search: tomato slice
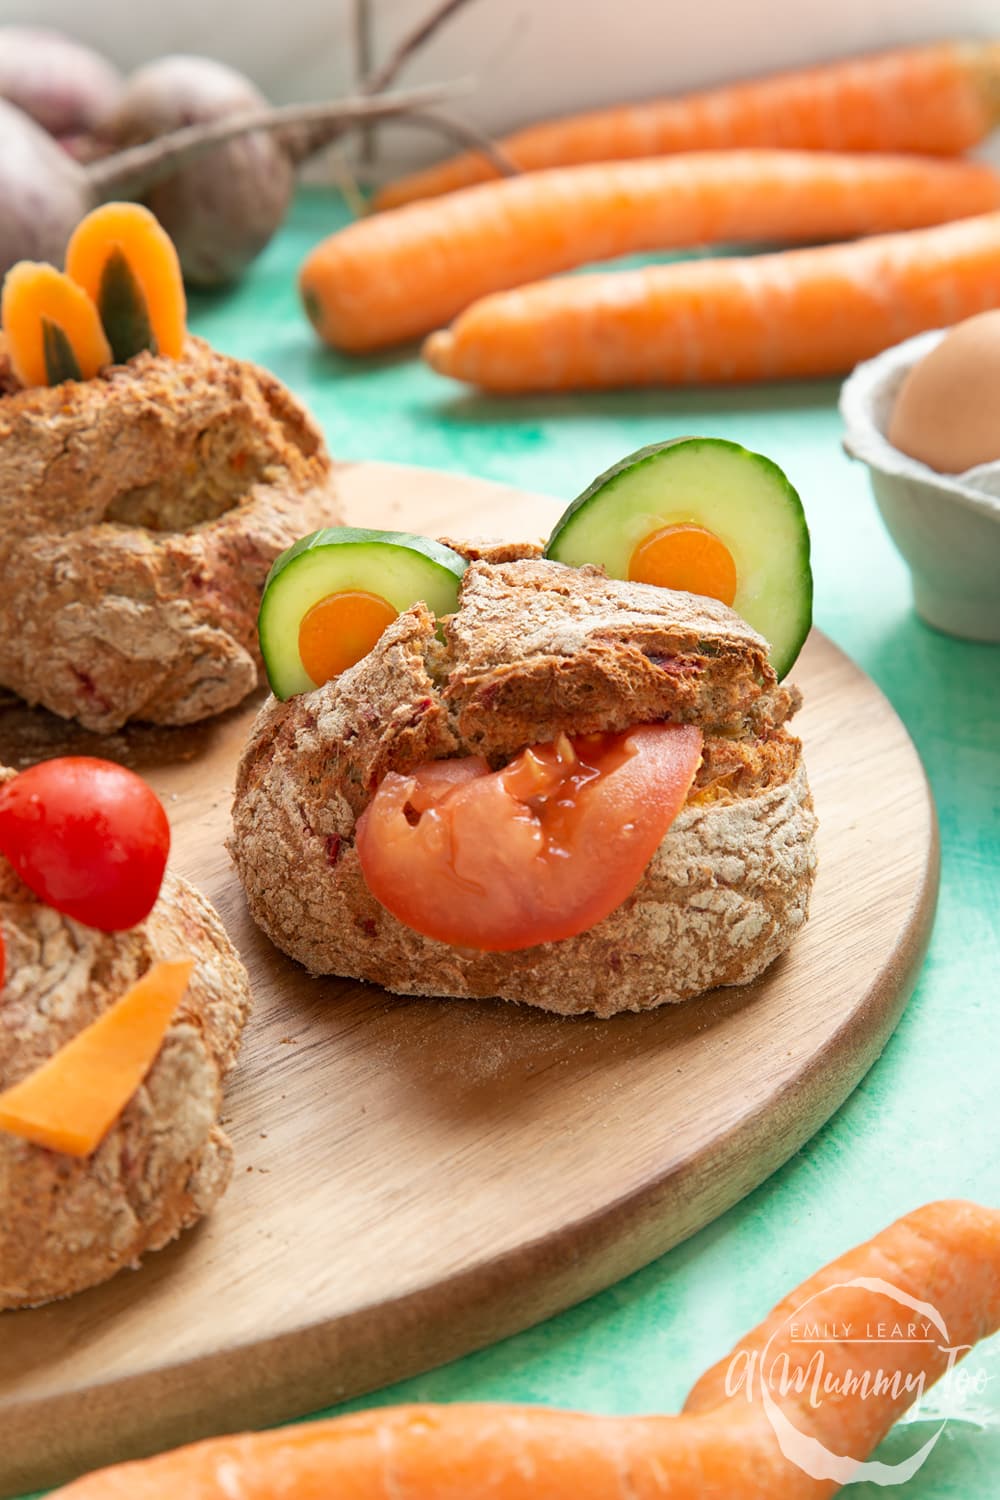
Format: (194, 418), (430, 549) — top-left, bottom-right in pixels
(0, 757), (170, 932)
(356, 724), (703, 952)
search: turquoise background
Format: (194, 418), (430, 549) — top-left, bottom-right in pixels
(36, 191), (1000, 1495)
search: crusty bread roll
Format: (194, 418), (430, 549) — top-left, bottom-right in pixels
(230, 547), (817, 1016)
(0, 784), (252, 1310)
(0, 336), (340, 731)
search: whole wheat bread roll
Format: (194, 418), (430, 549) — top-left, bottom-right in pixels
(230, 547), (817, 1016)
(0, 336), (340, 731)
(0, 765), (252, 1309)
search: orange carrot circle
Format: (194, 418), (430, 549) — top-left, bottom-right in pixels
(1, 262), (112, 389)
(65, 202), (186, 362)
(628, 524), (738, 605)
(298, 590), (398, 686)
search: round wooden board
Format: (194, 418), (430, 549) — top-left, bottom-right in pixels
(0, 461), (938, 1497)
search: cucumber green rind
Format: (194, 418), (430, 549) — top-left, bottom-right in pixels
(263, 527), (468, 592)
(41, 318), (82, 385)
(98, 247), (157, 363)
(259, 528), (468, 701)
(544, 437), (812, 681)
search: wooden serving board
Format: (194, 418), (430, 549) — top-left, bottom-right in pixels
(0, 462), (938, 1497)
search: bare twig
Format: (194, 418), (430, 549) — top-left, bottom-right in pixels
(389, 106), (518, 181)
(87, 81), (467, 197)
(354, 0), (376, 169)
(285, 0), (515, 195)
(302, 0), (508, 187)
(363, 0), (481, 96)
(324, 145), (368, 218)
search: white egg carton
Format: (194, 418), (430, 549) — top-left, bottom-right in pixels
(840, 330), (1000, 643)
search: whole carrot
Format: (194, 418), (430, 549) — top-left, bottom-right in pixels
(302, 151), (1000, 352)
(424, 211), (1000, 391)
(49, 1201), (1000, 1499)
(374, 41), (1000, 210)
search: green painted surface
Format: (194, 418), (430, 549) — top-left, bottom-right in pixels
(33, 191), (1000, 1496)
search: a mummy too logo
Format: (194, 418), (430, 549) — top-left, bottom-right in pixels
(724, 1278), (972, 1486)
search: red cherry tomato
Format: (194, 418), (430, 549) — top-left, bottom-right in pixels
(356, 723), (703, 952)
(0, 757), (170, 932)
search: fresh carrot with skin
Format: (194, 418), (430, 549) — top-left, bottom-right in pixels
(65, 202), (186, 364)
(48, 1200), (1000, 1499)
(304, 151), (1000, 353)
(0, 261), (111, 388)
(374, 41), (1000, 210)
(424, 211), (1000, 391)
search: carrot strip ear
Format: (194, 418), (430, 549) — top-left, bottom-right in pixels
(0, 958), (194, 1157)
(1, 262), (112, 389)
(66, 202), (186, 362)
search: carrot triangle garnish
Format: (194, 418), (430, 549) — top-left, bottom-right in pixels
(0, 958), (194, 1157)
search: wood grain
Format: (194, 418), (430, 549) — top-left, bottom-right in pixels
(0, 461), (939, 1497)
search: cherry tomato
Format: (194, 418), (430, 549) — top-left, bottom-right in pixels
(356, 723), (703, 952)
(0, 757), (170, 932)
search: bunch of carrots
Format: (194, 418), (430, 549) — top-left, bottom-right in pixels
(299, 40), (1000, 392)
(48, 1199), (1000, 1497)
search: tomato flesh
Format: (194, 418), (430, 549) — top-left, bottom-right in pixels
(356, 724), (703, 952)
(0, 757), (170, 932)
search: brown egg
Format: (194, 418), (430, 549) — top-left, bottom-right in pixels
(888, 310), (1000, 474)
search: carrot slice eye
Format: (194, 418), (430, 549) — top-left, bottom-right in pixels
(65, 202), (186, 363)
(298, 590), (398, 686)
(1, 262), (112, 389)
(628, 524), (738, 606)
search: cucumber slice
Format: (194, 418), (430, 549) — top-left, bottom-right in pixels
(259, 528), (467, 699)
(544, 437), (812, 679)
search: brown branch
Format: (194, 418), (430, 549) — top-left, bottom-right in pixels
(362, 0), (482, 95)
(88, 81), (467, 196)
(354, 0), (376, 168)
(386, 106), (518, 182)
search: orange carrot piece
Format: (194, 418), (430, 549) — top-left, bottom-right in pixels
(304, 150), (1000, 352)
(424, 211), (1000, 392)
(629, 526), (738, 606)
(0, 262), (112, 388)
(0, 958), (193, 1156)
(48, 1200), (1000, 1499)
(65, 202), (186, 363)
(374, 41), (1000, 210)
(298, 590), (398, 686)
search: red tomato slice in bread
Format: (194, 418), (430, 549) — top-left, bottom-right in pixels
(356, 723), (703, 952)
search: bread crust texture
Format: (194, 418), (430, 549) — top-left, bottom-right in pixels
(0, 336), (340, 731)
(230, 555), (817, 1016)
(0, 774), (252, 1309)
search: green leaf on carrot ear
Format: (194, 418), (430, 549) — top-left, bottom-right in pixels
(97, 247), (157, 363)
(41, 318), (83, 384)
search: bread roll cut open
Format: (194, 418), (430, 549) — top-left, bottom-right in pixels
(230, 544), (817, 1016)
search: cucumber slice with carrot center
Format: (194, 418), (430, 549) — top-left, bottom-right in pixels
(259, 528), (468, 700)
(545, 437), (812, 679)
